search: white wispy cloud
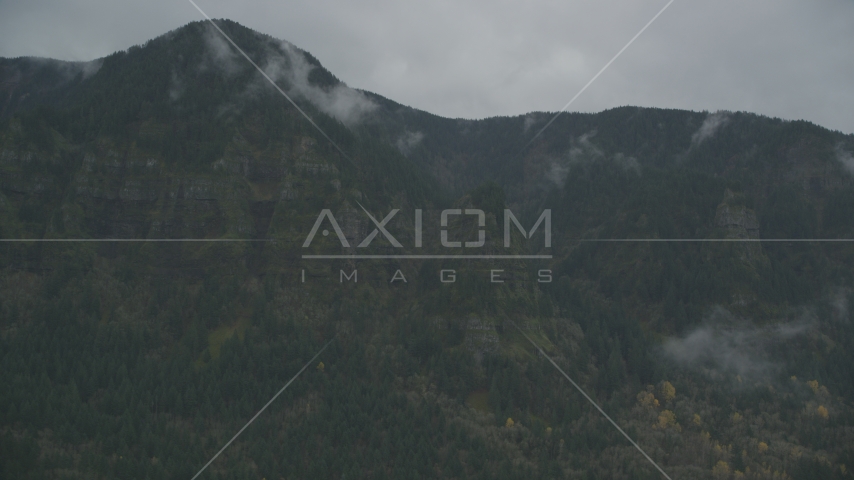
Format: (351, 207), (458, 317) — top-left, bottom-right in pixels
(663, 307), (813, 382)
(835, 144), (854, 176)
(395, 130), (424, 156)
(74, 58), (102, 79)
(522, 113), (542, 134)
(200, 24), (243, 77)
(195, 27), (377, 127)
(260, 41), (377, 127)
(168, 70), (184, 101)
(545, 131), (639, 188)
(691, 111), (730, 146)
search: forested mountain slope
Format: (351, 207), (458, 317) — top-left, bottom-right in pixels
(1, 19), (854, 479)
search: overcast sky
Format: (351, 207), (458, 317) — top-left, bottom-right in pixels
(1, 0), (852, 134)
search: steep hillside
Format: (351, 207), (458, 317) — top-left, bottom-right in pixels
(1, 20), (854, 480)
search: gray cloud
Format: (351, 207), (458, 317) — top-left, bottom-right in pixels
(168, 70), (184, 101)
(544, 131), (600, 188)
(691, 111), (730, 146)
(522, 113), (542, 134)
(81, 59), (102, 78)
(259, 41), (377, 126)
(610, 152), (640, 174)
(831, 288), (850, 322)
(395, 131), (424, 156)
(193, 28), (378, 126)
(16, 57), (103, 83)
(200, 25), (243, 77)
(54, 58), (103, 80)
(835, 144), (854, 176)
(1, 1), (853, 133)
(663, 307), (813, 382)
(545, 131), (639, 188)
(546, 161), (570, 189)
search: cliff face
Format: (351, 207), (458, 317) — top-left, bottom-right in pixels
(0, 135), (295, 238)
(714, 189), (766, 268)
(715, 189), (759, 240)
(0, 110), (377, 277)
(464, 315), (499, 359)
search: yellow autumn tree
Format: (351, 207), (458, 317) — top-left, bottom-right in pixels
(317, 361), (325, 372)
(713, 460), (730, 478)
(817, 405), (829, 419)
(637, 391), (659, 408)
(660, 381), (676, 402)
(656, 410), (680, 431)
(758, 442), (768, 453)
(505, 417), (515, 428)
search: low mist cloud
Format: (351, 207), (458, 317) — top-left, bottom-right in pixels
(260, 41), (377, 127)
(195, 27), (378, 126)
(546, 161), (570, 189)
(835, 144), (854, 176)
(21, 57), (103, 82)
(522, 113), (542, 134)
(663, 307), (813, 382)
(168, 70), (184, 101)
(544, 131), (600, 188)
(691, 111), (730, 146)
(395, 131), (424, 156)
(200, 25), (243, 77)
(545, 131), (639, 188)
(73, 59), (102, 79)
(611, 152), (640, 174)
(831, 288), (850, 322)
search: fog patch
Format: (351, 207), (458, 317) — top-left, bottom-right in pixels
(260, 41), (377, 126)
(19, 57), (103, 82)
(544, 131), (600, 188)
(200, 25), (243, 77)
(691, 111), (730, 146)
(396, 131), (424, 156)
(573, 131), (603, 157)
(663, 307), (813, 382)
(73, 59), (103, 80)
(831, 288), (850, 322)
(611, 152), (641, 174)
(522, 113), (541, 134)
(168, 70), (184, 101)
(546, 161), (570, 189)
(835, 144), (854, 176)
(545, 131), (639, 188)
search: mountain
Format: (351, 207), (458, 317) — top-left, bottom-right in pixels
(1, 19), (854, 479)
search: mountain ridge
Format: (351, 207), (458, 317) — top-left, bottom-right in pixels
(1, 19), (854, 480)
